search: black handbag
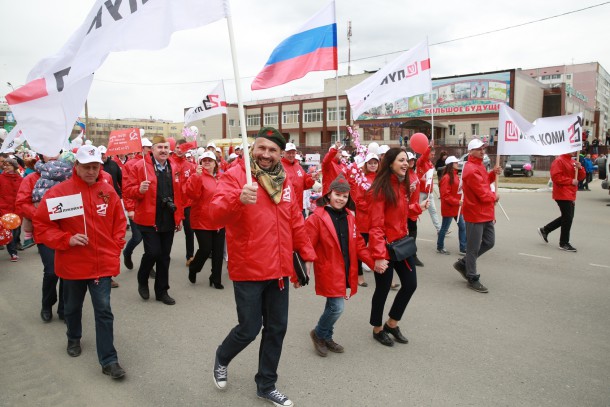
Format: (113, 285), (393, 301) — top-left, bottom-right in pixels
(386, 236), (417, 262)
(293, 252), (310, 286)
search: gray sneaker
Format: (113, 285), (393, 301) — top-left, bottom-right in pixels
(537, 228), (548, 243)
(213, 352), (228, 390)
(559, 243), (577, 252)
(257, 388), (293, 407)
(453, 260), (468, 281)
(437, 248), (451, 255)
(467, 279), (489, 293)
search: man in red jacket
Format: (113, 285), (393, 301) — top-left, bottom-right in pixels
(34, 145), (127, 379)
(210, 127), (316, 407)
(537, 153), (585, 251)
(453, 139), (501, 293)
(281, 142), (315, 218)
(322, 141), (349, 195)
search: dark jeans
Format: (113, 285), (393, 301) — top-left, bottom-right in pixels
(63, 277), (117, 367)
(357, 233), (370, 276)
(543, 200), (575, 245)
(464, 221), (495, 279)
(190, 229), (226, 284)
(370, 257), (417, 327)
(123, 218), (142, 257)
(6, 228), (19, 256)
(183, 207), (194, 259)
(216, 278), (289, 393)
(38, 243), (64, 316)
(407, 219), (417, 241)
(138, 230), (175, 297)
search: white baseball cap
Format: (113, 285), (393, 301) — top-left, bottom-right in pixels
(406, 152), (416, 160)
(235, 145), (243, 151)
(468, 138), (487, 151)
(229, 153), (238, 159)
(75, 145), (104, 164)
(141, 138), (152, 147)
(206, 142), (216, 149)
(341, 150), (350, 158)
(199, 151), (217, 161)
(445, 155), (459, 165)
(378, 145), (390, 154)
(98, 146), (107, 154)
(285, 143), (297, 152)
(215, 147), (221, 153)
(196, 147), (206, 156)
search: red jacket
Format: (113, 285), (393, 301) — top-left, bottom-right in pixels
(407, 169), (423, 222)
(123, 154), (185, 227)
(551, 154), (585, 201)
(461, 155), (497, 223)
(369, 174), (421, 260)
(0, 172), (23, 216)
(439, 169), (461, 218)
(121, 155), (143, 212)
(322, 147), (347, 195)
(171, 155), (196, 207)
(282, 157), (315, 203)
(353, 172), (377, 233)
(15, 172), (41, 221)
(416, 146), (434, 188)
(33, 169), (126, 280)
(209, 159), (316, 282)
(185, 170), (220, 230)
(112, 155), (127, 171)
(306, 207), (373, 297)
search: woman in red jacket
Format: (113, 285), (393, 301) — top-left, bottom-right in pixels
(354, 152), (379, 287)
(369, 148), (428, 347)
(0, 158), (23, 261)
(306, 174), (374, 356)
(185, 152), (225, 288)
(406, 152), (425, 267)
(437, 156), (466, 255)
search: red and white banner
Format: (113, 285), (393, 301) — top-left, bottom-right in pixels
(184, 82), (228, 124)
(46, 193), (84, 221)
(497, 104), (583, 156)
(106, 128), (142, 156)
(345, 39), (431, 121)
(5, 0), (229, 157)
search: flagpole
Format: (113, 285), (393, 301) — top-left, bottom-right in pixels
(226, 13), (252, 185)
(336, 70), (340, 147)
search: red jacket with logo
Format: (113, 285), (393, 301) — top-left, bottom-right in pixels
(282, 157), (315, 204)
(369, 174), (421, 260)
(170, 155), (196, 207)
(551, 154), (586, 201)
(0, 172), (23, 216)
(322, 147), (347, 195)
(416, 146), (434, 188)
(123, 154), (185, 227)
(33, 169), (126, 280)
(461, 155), (497, 223)
(185, 170), (219, 230)
(439, 169), (461, 218)
(210, 159), (316, 282)
(306, 206), (373, 298)
(353, 172), (377, 233)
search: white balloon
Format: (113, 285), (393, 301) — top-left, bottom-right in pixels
(196, 147), (206, 156)
(0, 128), (7, 140)
(72, 137), (83, 147)
(368, 142), (380, 154)
(189, 126), (199, 135)
(85, 140), (93, 146)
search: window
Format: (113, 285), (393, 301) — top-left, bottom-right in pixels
(330, 130), (347, 144)
(303, 108), (323, 123)
(327, 107), (346, 122)
(471, 123), (479, 135)
(228, 119), (235, 126)
(282, 110), (299, 124)
(247, 114), (260, 127)
(566, 74), (572, 80)
(551, 74), (561, 80)
(449, 124), (456, 136)
(263, 112), (278, 126)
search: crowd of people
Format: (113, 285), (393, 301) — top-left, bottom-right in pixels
(0, 126), (590, 407)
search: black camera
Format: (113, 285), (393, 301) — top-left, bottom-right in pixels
(161, 197), (177, 213)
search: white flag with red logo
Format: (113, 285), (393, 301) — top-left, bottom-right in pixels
(5, 0), (229, 157)
(345, 39), (431, 121)
(184, 81), (228, 124)
(46, 193), (85, 221)
(497, 104), (583, 156)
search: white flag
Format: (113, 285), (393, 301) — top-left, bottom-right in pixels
(184, 82), (228, 124)
(497, 104), (583, 156)
(0, 125), (24, 153)
(5, 0), (229, 157)
(424, 168), (434, 187)
(46, 193), (85, 221)
(345, 39), (431, 121)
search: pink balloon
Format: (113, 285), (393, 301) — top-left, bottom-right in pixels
(409, 133), (429, 154)
(523, 163), (532, 171)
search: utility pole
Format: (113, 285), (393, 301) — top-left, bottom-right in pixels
(85, 100), (89, 143)
(347, 21), (352, 76)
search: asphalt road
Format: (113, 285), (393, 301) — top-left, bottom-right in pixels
(1, 181), (609, 407)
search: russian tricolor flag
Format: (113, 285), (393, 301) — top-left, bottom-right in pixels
(251, 1), (337, 90)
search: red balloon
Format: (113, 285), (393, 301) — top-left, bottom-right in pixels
(167, 137), (176, 151)
(0, 213), (21, 230)
(0, 227), (12, 245)
(409, 133), (429, 154)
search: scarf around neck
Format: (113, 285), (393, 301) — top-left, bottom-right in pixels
(250, 156), (286, 204)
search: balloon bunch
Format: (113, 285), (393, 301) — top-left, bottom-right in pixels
(0, 213), (21, 245)
(182, 125), (199, 142)
(344, 126), (372, 190)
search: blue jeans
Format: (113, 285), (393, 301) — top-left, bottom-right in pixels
(315, 297), (345, 340)
(217, 278), (289, 393)
(63, 277), (118, 367)
(123, 218), (142, 257)
(437, 215), (466, 252)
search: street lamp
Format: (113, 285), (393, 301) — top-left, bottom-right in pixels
(7, 82), (14, 91)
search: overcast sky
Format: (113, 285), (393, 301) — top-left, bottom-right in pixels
(1, 0), (609, 123)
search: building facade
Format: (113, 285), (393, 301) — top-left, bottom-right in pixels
(70, 117), (184, 147)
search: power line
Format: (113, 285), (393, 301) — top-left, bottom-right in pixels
(94, 1), (609, 86)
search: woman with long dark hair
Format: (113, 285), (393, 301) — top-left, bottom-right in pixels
(185, 152), (225, 289)
(368, 148), (429, 346)
(437, 156), (466, 255)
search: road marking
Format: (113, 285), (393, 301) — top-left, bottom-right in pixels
(418, 238), (435, 243)
(589, 263), (610, 269)
(518, 253), (552, 260)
